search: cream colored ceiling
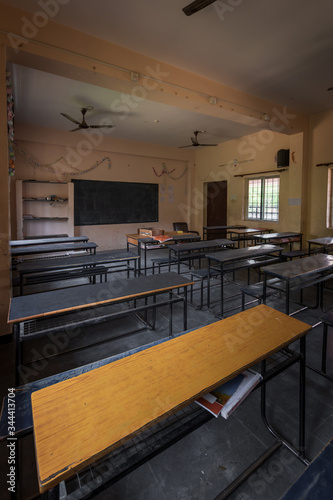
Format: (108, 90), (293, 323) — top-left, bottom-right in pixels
(4, 0), (333, 147)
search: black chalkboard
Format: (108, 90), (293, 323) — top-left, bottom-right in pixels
(73, 179), (159, 226)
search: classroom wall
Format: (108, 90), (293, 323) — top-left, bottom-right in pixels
(308, 109), (333, 238)
(11, 124), (195, 250)
(0, 46), (11, 335)
(190, 130), (307, 235)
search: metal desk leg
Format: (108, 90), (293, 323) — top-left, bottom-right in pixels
(207, 258), (211, 308)
(286, 281), (290, 315)
(263, 273), (267, 304)
(15, 324), (21, 387)
(183, 286), (188, 331)
(322, 322), (328, 374)
(169, 291), (173, 337)
(19, 272), (24, 296)
(144, 243), (148, 276)
(220, 263), (224, 317)
(299, 336), (306, 459)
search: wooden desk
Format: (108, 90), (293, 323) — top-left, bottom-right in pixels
(16, 250), (139, 295)
(9, 272), (193, 384)
(206, 244), (282, 317)
(31, 305), (310, 494)
(126, 232), (200, 274)
(228, 228), (267, 248)
(10, 236), (89, 247)
(167, 238), (235, 273)
(307, 237), (333, 254)
(11, 241), (98, 258)
(262, 253), (333, 315)
(254, 232), (303, 251)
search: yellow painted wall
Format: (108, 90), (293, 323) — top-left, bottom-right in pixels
(191, 130), (306, 235)
(308, 110), (333, 237)
(12, 124), (195, 249)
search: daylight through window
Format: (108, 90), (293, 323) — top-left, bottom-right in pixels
(247, 176), (280, 221)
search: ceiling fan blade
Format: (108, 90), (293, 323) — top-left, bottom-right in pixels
(183, 0), (217, 16)
(199, 144), (218, 147)
(89, 124), (115, 128)
(178, 144), (194, 148)
(60, 113), (81, 125)
(70, 127), (81, 132)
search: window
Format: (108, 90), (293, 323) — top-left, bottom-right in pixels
(327, 167), (333, 228)
(247, 176), (280, 221)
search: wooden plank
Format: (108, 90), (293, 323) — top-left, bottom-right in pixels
(206, 244), (282, 263)
(8, 272), (193, 323)
(11, 242), (97, 256)
(10, 236), (89, 247)
(31, 305), (310, 492)
(263, 254), (333, 279)
(17, 251), (139, 273)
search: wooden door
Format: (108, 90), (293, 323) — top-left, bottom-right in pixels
(205, 181), (227, 239)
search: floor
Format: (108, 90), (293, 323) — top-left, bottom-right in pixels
(1, 249), (333, 500)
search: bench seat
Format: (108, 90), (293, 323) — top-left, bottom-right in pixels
(282, 249), (308, 260)
(190, 267), (221, 309)
(241, 273), (322, 310)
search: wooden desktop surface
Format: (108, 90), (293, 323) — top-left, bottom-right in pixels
(262, 253), (333, 280)
(307, 237), (333, 246)
(126, 232), (200, 243)
(253, 232), (302, 240)
(10, 236), (89, 247)
(8, 272), (193, 323)
(11, 242), (97, 256)
(31, 305), (310, 492)
(206, 244), (282, 264)
(17, 250), (139, 273)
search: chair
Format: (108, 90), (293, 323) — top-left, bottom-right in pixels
(173, 222), (199, 235)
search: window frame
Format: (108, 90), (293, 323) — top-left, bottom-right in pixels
(245, 175), (280, 222)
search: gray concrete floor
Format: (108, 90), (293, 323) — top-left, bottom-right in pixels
(1, 250), (333, 500)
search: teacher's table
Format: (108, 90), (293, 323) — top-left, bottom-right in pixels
(262, 253), (333, 315)
(227, 228), (268, 248)
(16, 250), (140, 295)
(126, 232), (201, 274)
(11, 241), (98, 260)
(8, 272), (193, 385)
(206, 244), (282, 317)
(167, 238), (235, 273)
(31, 305), (310, 497)
(10, 236), (89, 247)
(307, 237), (333, 255)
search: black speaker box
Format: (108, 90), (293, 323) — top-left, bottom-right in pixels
(277, 149), (289, 168)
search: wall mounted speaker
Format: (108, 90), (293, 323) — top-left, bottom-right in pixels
(277, 149), (290, 168)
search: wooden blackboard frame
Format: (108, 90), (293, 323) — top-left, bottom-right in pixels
(72, 179), (159, 226)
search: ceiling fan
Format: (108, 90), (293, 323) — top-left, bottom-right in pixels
(179, 130), (218, 148)
(60, 106), (115, 132)
(182, 0), (217, 16)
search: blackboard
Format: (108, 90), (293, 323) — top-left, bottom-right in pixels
(73, 179), (159, 226)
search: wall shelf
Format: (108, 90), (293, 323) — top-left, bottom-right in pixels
(16, 180), (74, 239)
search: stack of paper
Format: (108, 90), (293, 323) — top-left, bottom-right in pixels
(195, 370), (262, 419)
